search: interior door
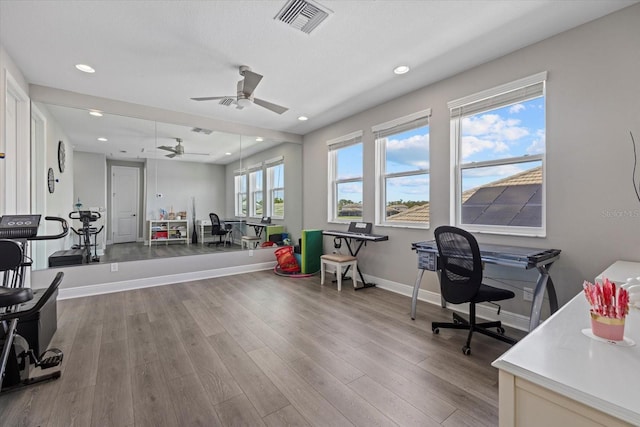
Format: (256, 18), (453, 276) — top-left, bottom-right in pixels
(111, 166), (139, 243)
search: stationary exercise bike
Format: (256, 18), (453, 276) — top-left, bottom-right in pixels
(0, 215), (68, 393)
(69, 210), (103, 264)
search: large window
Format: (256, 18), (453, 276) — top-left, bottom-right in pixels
(266, 159), (284, 219)
(248, 166), (263, 217)
(449, 72), (546, 236)
(234, 172), (247, 217)
(327, 131), (363, 222)
(373, 109), (431, 227)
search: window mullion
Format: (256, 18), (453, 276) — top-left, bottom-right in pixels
(460, 154), (543, 170)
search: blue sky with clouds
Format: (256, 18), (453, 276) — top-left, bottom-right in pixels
(461, 96), (544, 190)
(336, 96), (544, 203)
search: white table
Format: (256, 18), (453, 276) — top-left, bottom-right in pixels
(197, 218), (245, 245)
(492, 261), (640, 426)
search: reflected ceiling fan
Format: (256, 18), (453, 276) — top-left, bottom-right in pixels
(157, 138), (209, 159)
(191, 65), (288, 115)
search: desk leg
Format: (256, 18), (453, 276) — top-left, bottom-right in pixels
(411, 269), (425, 320)
(529, 262), (558, 331)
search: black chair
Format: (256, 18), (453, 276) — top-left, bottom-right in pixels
(432, 226), (517, 355)
(208, 213), (232, 247)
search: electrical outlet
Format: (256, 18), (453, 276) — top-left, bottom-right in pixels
(249, 250), (254, 257)
(111, 263), (118, 272)
(523, 287), (533, 301)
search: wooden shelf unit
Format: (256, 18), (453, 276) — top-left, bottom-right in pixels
(148, 219), (189, 246)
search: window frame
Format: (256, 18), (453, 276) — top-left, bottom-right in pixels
(449, 72), (547, 237)
(266, 158), (285, 220)
(327, 130), (364, 223)
(373, 109), (431, 229)
(248, 164), (264, 218)
(234, 171), (247, 217)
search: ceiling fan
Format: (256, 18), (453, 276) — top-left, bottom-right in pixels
(157, 138), (209, 159)
(191, 65), (288, 115)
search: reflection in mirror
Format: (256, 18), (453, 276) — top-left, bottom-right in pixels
(30, 102), (302, 271)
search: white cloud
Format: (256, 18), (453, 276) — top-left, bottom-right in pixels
(461, 136), (494, 159)
(386, 133), (430, 170)
(509, 103), (525, 114)
(526, 129), (545, 155)
(461, 113), (530, 160)
(388, 175), (429, 187)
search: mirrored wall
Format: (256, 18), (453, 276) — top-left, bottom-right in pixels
(30, 101), (302, 271)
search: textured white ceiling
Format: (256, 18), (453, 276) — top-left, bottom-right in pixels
(1, 0), (635, 137)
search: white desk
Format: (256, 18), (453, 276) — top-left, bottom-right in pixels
(492, 261), (640, 426)
(197, 218), (245, 245)
(596, 260), (640, 284)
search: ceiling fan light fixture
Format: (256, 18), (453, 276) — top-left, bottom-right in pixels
(237, 97), (252, 108)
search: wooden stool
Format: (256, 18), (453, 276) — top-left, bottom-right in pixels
(241, 235), (261, 249)
(320, 254), (358, 291)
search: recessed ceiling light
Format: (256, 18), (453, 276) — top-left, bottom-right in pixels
(97, 137), (108, 142)
(225, 152), (232, 156)
(298, 116), (308, 121)
(256, 137), (264, 142)
(89, 110), (103, 117)
(75, 64), (95, 73)
(393, 65), (410, 75)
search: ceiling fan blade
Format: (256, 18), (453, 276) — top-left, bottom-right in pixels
(253, 98), (288, 115)
(186, 152), (210, 156)
(165, 153), (177, 158)
(191, 96), (232, 101)
(241, 70), (263, 96)
(157, 146), (176, 152)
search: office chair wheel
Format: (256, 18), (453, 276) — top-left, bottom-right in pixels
(432, 327), (440, 334)
(497, 327), (506, 335)
(462, 346), (471, 356)
(453, 318), (460, 325)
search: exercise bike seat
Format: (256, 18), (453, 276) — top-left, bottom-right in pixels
(0, 286), (33, 309)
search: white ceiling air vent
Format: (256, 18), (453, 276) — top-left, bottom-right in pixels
(275, 0), (332, 34)
(191, 127), (213, 135)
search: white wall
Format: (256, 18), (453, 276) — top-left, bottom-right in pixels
(37, 103), (75, 254)
(302, 4), (640, 318)
(146, 158), (225, 239)
(0, 45), (30, 215)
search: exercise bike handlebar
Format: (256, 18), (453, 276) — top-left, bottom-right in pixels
(0, 272), (64, 322)
(69, 210), (101, 221)
(28, 216), (69, 241)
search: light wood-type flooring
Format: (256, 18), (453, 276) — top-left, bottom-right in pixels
(0, 270), (520, 426)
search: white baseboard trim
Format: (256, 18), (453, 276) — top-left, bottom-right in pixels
(366, 274), (530, 332)
(58, 262), (276, 300)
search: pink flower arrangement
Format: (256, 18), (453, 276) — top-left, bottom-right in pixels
(583, 278), (630, 319)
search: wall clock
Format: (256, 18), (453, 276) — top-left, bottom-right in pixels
(58, 140), (66, 173)
(47, 167), (55, 193)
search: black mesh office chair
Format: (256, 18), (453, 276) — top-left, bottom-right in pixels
(208, 213), (232, 247)
(432, 226), (517, 355)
